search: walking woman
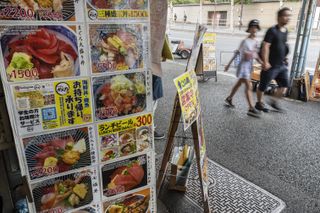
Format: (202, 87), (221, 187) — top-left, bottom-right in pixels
(224, 19), (262, 117)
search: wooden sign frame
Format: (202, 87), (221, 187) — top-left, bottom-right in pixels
(309, 53), (320, 101)
(195, 44), (218, 82)
(156, 94), (210, 212)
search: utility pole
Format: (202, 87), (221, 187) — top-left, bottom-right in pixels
(200, 0), (203, 24)
(230, 0), (234, 30)
(239, 0), (244, 30)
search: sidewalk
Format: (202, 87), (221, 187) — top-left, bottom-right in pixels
(169, 23), (320, 40)
(156, 61), (320, 212)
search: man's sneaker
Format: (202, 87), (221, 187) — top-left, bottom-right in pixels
(255, 102), (269, 113)
(268, 99), (284, 112)
(247, 108), (261, 118)
(154, 131), (165, 140)
(225, 97), (235, 107)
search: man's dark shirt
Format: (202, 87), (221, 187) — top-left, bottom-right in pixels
(263, 25), (288, 67)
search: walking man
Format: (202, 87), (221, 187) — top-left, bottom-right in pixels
(256, 7), (291, 112)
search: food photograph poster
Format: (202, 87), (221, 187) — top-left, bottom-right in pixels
(0, 25), (88, 83)
(97, 113), (153, 163)
(0, 0), (84, 22)
(22, 126), (97, 180)
(0, 0), (156, 212)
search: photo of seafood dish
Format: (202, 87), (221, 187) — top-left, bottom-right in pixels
(101, 134), (118, 148)
(32, 173), (93, 212)
(87, 0), (147, 10)
(128, 0), (146, 9)
(119, 129), (135, 145)
(136, 126), (151, 152)
(119, 142), (136, 156)
(88, 0), (126, 9)
(1, 26), (79, 82)
(101, 148), (118, 161)
(23, 127), (91, 180)
(102, 156), (147, 197)
(89, 24), (143, 73)
(94, 73), (146, 120)
(0, 0), (75, 21)
(104, 191), (150, 213)
(10, 0), (64, 13)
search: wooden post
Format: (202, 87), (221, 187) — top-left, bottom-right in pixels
(309, 53), (320, 101)
(156, 95), (182, 194)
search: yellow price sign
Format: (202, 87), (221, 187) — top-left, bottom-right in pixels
(98, 114), (152, 136)
(97, 9), (148, 19)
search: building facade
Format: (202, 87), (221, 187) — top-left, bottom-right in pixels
(171, 0), (320, 30)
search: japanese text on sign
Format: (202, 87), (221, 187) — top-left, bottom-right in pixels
(98, 114), (152, 136)
(97, 10), (148, 19)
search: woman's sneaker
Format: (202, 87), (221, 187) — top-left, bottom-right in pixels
(225, 97), (235, 107)
(247, 108), (261, 118)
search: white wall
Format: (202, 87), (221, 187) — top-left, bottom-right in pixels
(171, 2), (303, 30)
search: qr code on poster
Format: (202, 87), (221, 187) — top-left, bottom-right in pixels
(41, 108), (57, 121)
(16, 98), (30, 110)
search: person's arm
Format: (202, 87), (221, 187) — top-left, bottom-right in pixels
(261, 42), (271, 70)
(224, 50), (239, 72)
(225, 40), (244, 72)
(261, 28), (274, 71)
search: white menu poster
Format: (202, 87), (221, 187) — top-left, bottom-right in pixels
(0, 0), (156, 212)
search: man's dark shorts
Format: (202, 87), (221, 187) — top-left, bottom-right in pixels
(258, 65), (289, 91)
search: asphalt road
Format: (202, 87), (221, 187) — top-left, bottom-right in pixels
(168, 29), (320, 72)
(156, 62), (320, 213)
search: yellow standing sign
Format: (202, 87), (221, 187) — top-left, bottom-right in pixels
(174, 70), (200, 130)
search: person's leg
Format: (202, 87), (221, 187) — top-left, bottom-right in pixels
(245, 79), (261, 117)
(225, 80), (242, 107)
(269, 66), (289, 111)
(244, 80), (254, 109)
(256, 68), (275, 112)
(228, 80), (242, 99)
(257, 88), (264, 103)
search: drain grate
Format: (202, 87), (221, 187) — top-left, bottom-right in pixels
(157, 155), (286, 213)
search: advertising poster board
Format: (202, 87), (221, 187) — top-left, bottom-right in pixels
(0, 0), (156, 212)
(174, 70), (199, 130)
(202, 32), (216, 74)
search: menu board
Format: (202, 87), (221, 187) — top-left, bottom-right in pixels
(86, 0), (148, 20)
(174, 70), (200, 130)
(187, 24), (207, 72)
(202, 32), (216, 72)
(98, 114), (153, 162)
(0, 0), (156, 212)
(0, 25), (87, 83)
(0, 0), (84, 22)
(11, 78), (92, 135)
(196, 116), (209, 202)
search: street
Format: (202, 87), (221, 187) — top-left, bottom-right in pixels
(156, 62), (320, 212)
(168, 28), (320, 72)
